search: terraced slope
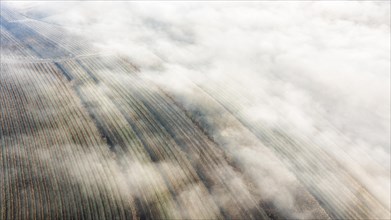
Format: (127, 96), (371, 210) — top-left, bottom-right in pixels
(1, 5), (390, 220)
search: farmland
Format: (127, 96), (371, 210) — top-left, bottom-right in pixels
(1, 3), (390, 220)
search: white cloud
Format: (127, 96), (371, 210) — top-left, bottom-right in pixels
(4, 0), (390, 217)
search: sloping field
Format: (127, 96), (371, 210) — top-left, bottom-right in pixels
(1, 4), (390, 220)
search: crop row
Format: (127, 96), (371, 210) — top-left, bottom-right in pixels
(58, 58), (217, 219)
(1, 15), (72, 59)
(1, 62), (138, 219)
(0, 6), (25, 21)
(22, 20), (98, 56)
(0, 26), (38, 59)
(60, 59), (183, 219)
(194, 77), (390, 219)
(52, 55), (272, 219)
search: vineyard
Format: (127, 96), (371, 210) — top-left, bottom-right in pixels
(1, 3), (390, 220)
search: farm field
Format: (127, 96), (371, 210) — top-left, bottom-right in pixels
(1, 3), (390, 220)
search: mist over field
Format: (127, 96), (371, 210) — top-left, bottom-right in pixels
(1, 1), (390, 219)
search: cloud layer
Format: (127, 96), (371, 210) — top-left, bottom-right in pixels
(3, 1), (391, 218)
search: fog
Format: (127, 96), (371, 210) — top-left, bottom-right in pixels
(3, 1), (391, 219)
